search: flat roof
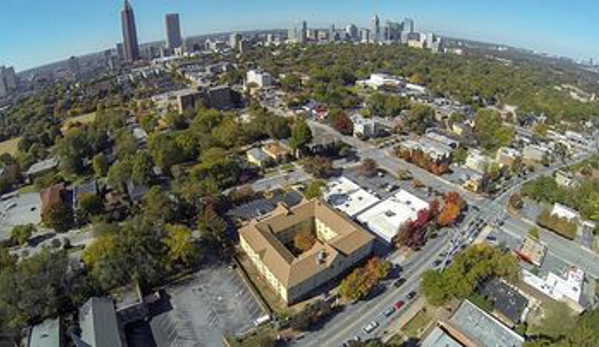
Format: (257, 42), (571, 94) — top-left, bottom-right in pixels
(522, 266), (584, 304)
(450, 300), (524, 347)
(517, 237), (546, 266)
(323, 176), (380, 218)
(357, 189), (429, 243)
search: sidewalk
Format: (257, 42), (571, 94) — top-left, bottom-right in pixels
(381, 296), (427, 343)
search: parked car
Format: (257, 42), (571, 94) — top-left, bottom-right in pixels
(393, 278), (406, 288)
(363, 321), (379, 334)
(394, 300), (405, 310)
(383, 307), (395, 317)
(407, 291), (417, 300)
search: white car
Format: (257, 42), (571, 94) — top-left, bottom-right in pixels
(363, 321), (379, 334)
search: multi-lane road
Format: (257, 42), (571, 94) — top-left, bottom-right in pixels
(300, 120), (598, 346)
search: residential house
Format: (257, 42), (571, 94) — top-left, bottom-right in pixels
(262, 141), (292, 164)
(28, 318), (62, 347)
(480, 280), (529, 327)
(555, 170), (580, 188)
(522, 144), (550, 165)
(465, 149), (493, 173)
(26, 157), (59, 182)
(247, 147), (271, 169)
(495, 147), (522, 168)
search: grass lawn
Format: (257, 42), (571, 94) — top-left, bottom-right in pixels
(401, 308), (433, 338)
(225, 324), (278, 347)
(18, 184), (39, 194)
(61, 112), (96, 133)
(0, 137), (21, 156)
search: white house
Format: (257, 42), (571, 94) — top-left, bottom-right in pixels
(246, 69), (273, 88)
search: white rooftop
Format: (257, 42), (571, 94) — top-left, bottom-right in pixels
(522, 266), (584, 304)
(323, 176), (380, 218)
(357, 189), (429, 243)
(551, 203), (579, 221)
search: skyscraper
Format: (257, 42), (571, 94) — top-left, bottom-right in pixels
(372, 15), (381, 43)
(403, 18), (414, 33)
(165, 14), (183, 50)
(121, 0), (140, 62)
(346, 24), (359, 41)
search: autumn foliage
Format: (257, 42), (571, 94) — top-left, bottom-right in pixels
(438, 192), (467, 227)
(339, 257), (392, 302)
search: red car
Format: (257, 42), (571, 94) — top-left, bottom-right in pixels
(394, 300), (405, 310)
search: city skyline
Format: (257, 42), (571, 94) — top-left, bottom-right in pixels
(1, 0), (598, 71)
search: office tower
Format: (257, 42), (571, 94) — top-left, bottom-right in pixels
(229, 33), (241, 50)
(403, 18), (414, 33)
(301, 20), (308, 43)
(165, 14), (183, 49)
(0, 66), (17, 97)
(360, 28), (371, 44)
(116, 43), (124, 61)
(121, 0), (140, 62)
(346, 24), (359, 41)
(238, 39), (251, 54)
(289, 20), (308, 43)
(329, 24), (336, 42)
(372, 15), (381, 43)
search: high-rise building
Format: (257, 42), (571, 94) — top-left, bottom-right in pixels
(165, 14), (183, 50)
(0, 66), (17, 97)
(121, 0), (140, 62)
(288, 20), (308, 43)
(229, 33), (241, 50)
(346, 24), (359, 41)
(403, 18), (414, 33)
(360, 28), (371, 44)
(372, 15), (381, 43)
(329, 24), (336, 43)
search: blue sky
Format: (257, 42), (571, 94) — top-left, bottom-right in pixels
(1, 0), (597, 71)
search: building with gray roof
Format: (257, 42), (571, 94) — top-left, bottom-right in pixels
(79, 297), (123, 347)
(28, 318), (62, 347)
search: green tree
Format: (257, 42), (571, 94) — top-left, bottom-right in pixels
(42, 201), (73, 233)
(143, 186), (177, 223)
(92, 153), (108, 177)
(132, 151), (154, 186)
(164, 224), (198, 266)
(11, 224), (36, 245)
(289, 119), (313, 152)
(405, 103), (435, 135)
(304, 180), (326, 200)
(79, 194), (104, 218)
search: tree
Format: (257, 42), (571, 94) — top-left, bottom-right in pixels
(509, 193), (524, 209)
(43, 201), (73, 233)
(294, 230), (316, 254)
(92, 153), (108, 177)
(329, 109), (353, 135)
(164, 224), (198, 266)
(303, 156), (334, 178)
(197, 202), (228, 248)
(304, 180), (325, 200)
(11, 224), (36, 245)
(289, 119), (313, 152)
(115, 129), (138, 159)
(132, 151), (154, 186)
(143, 186), (176, 223)
(79, 194), (104, 218)
(405, 103), (435, 135)
(339, 257), (391, 302)
(107, 157), (133, 193)
(359, 158), (379, 178)
(528, 227), (540, 240)
(474, 109), (515, 152)
(453, 147), (468, 165)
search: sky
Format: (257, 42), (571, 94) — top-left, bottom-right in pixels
(0, 0), (598, 71)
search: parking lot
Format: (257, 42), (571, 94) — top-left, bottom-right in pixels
(0, 193), (41, 240)
(141, 264), (266, 347)
(344, 166), (433, 203)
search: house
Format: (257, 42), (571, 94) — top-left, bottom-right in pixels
(495, 147), (522, 168)
(356, 190), (430, 244)
(239, 199), (374, 304)
(79, 297), (123, 347)
(247, 147), (271, 169)
(461, 169), (486, 193)
(28, 318), (62, 347)
(323, 176), (380, 218)
(420, 325), (462, 347)
(480, 280), (529, 327)
(424, 131), (459, 149)
(262, 141), (292, 163)
(71, 180), (98, 210)
(351, 115), (383, 139)
(40, 183), (65, 215)
(516, 237), (546, 267)
(246, 69), (274, 89)
(465, 149), (493, 173)
(522, 144), (550, 165)
(111, 283), (151, 326)
(307, 133), (337, 156)
(451, 122), (472, 138)
(555, 170), (579, 188)
(26, 157), (59, 182)
(126, 181), (149, 203)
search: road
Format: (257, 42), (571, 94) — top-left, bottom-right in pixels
(297, 121), (598, 346)
(308, 120), (482, 204)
